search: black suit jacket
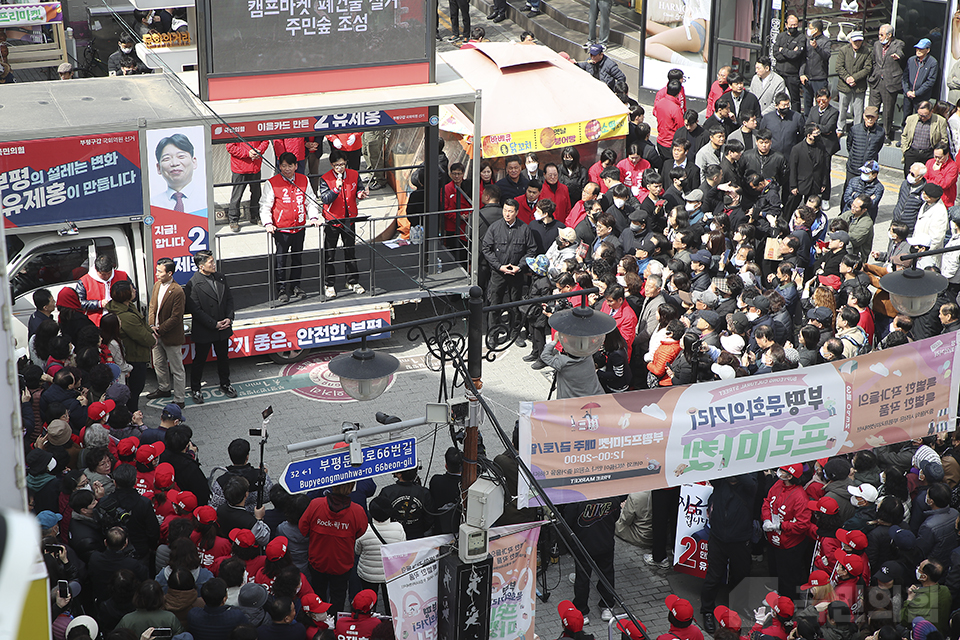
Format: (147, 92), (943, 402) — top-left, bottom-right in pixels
(661, 159), (700, 191)
(729, 91), (762, 122)
(807, 106), (841, 156)
(186, 271), (235, 344)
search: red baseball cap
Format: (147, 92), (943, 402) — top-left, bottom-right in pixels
(835, 551), (865, 577)
(174, 491), (198, 513)
(764, 592), (795, 618)
(193, 505), (217, 525)
(118, 437), (139, 458)
(714, 605), (742, 631)
(666, 595), (694, 622)
(780, 464), (803, 479)
(352, 588), (377, 612)
(807, 496), (839, 515)
(266, 536), (288, 561)
(817, 458), (830, 468)
(558, 601), (584, 633)
(136, 444), (159, 466)
(229, 528), (256, 548)
(302, 594), (332, 614)
(801, 569), (831, 590)
(87, 399), (116, 423)
(837, 529), (868, 551)
(617, 619), (648, 640)
(154, 463), (175, 489)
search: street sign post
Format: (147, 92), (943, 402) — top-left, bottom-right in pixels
(280, 437), (417, 494)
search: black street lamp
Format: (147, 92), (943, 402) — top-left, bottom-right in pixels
(879, 244), (960, 316)
(326, 335), (400, 401)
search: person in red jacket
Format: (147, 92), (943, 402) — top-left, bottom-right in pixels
(516, 179), (542, 224)
(318, 149), (368, 299)
(334, 589), (382, 640)
(226, 139), (269, 231)
(543, 163), (572, 224)
(655, 69), (688, 117)
(617, 143), (651, 196)
(750, 592), (794, 640)
(443, 162), (471, 252)
(807, 495), (842, 573)
(302, 593), (333, 639)
(653, 80), (684, 158)
(656, 595), (704, 640)
(326, 132), (363, 171)
(925, 145), (958, 207)
(837, 528), (871, 583)
(77, 254), (131, 326)
(706, 66), (732, 118)
(833, 551), (866, 611)
(762, 463), (813, 599)
(260, 152), (320, 304)
(588, 149), (619, 194)
(299, 481), (368, 616)
(272, 137), (306, 174)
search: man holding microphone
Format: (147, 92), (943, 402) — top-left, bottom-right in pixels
(319, 149), (368, 298)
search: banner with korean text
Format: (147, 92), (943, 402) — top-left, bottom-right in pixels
(519, 333), (960, 507)
(381, 526), (539, 640)
(489, 525), (539, 640)
(0, 133), (141, 229)
(673, 484), (711, 578)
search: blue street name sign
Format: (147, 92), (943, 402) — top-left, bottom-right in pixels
(280, 438), (417, 494)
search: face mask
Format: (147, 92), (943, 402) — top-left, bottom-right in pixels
(907, 175), (917, 185)
(616, 275), (627, 286)
(723, 195), (734, 207)
(562, 158), (573, 168)
(534, 210), (546, 221)
(777, 471), (791, 481)
(807, 29), (816, 37)
(121, 46), (133, 54)
(917, 568), (925, 581)
(614, 198), (626, 209)
(630, 222), (643, 232)
(746, 311), (760, 321)
(732, 257), (745, 267)
(850, 496), (861, 508)
(861, 173), (876, 182)
(710, 222), (718, 231)
(526, 162), (539, 173)
(880, 471), (886, 484)
(788, 27), (799, 35)
(685, 202), (698, 212)
(778, 107), (789, 117)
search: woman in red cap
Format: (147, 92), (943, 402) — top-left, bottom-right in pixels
(797, 569), (836, 624)
(190, 506), (231, 570)
(806, 495), (842, 573)
(762, 464), (813, 599)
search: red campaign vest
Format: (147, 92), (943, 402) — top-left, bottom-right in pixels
(322, 169), (360, 220)
(326, 133), (363, 152)
(267, 173), (309, 231)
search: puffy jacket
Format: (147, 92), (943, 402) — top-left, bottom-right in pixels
(104, 300), (156, 363)
(891, 178), (926, 232)
(709, 474), (757, 543)
(577, 54), (626, 91)
(355, 519), (406, 583)
(836, 43), (873, 94)
(762, 480), (811, 548)
(845, 122), (886, 172)
(226, 141), (268, 174)
(917, 506), (959, 567)
(646, 338), (680, 381)
(761, 109), (806, 156)
(299, 494), (368, 575)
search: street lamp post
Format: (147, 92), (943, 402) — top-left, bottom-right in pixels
(879, 244), (960, 316)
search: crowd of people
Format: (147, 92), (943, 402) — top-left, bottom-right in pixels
(21, 291), (477, 640)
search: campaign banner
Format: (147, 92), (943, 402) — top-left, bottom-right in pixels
(0, 134), (141, 229)
(145, 126), (210, 286)
(180, 309), (391, 363)
(480, 115), (628, 158)
(382, 534), (453, 640)
(0, 3), (62, 26)
(489, 526), (540, 640)
(673, 484), (712, 578)
(209, 108), (430, 141)
(519, 333), (960, 507)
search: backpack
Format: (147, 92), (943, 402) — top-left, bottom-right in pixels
(840, 328), (871, 356)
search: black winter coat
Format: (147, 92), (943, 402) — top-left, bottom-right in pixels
(709, 474), (758, 543)
(186, 271), (235, 344)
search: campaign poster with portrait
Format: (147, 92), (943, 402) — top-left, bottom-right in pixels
(145, 125), (210, 286)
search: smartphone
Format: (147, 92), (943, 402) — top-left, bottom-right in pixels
(43, 544), (61, 555)
(794, 267), (805, 280)
(58, 580), (68, 599)
(152, 629), (173, 639)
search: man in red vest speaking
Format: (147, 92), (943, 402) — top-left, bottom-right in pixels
(318, 149), (368, 299)
(259, 152), (320, 304)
